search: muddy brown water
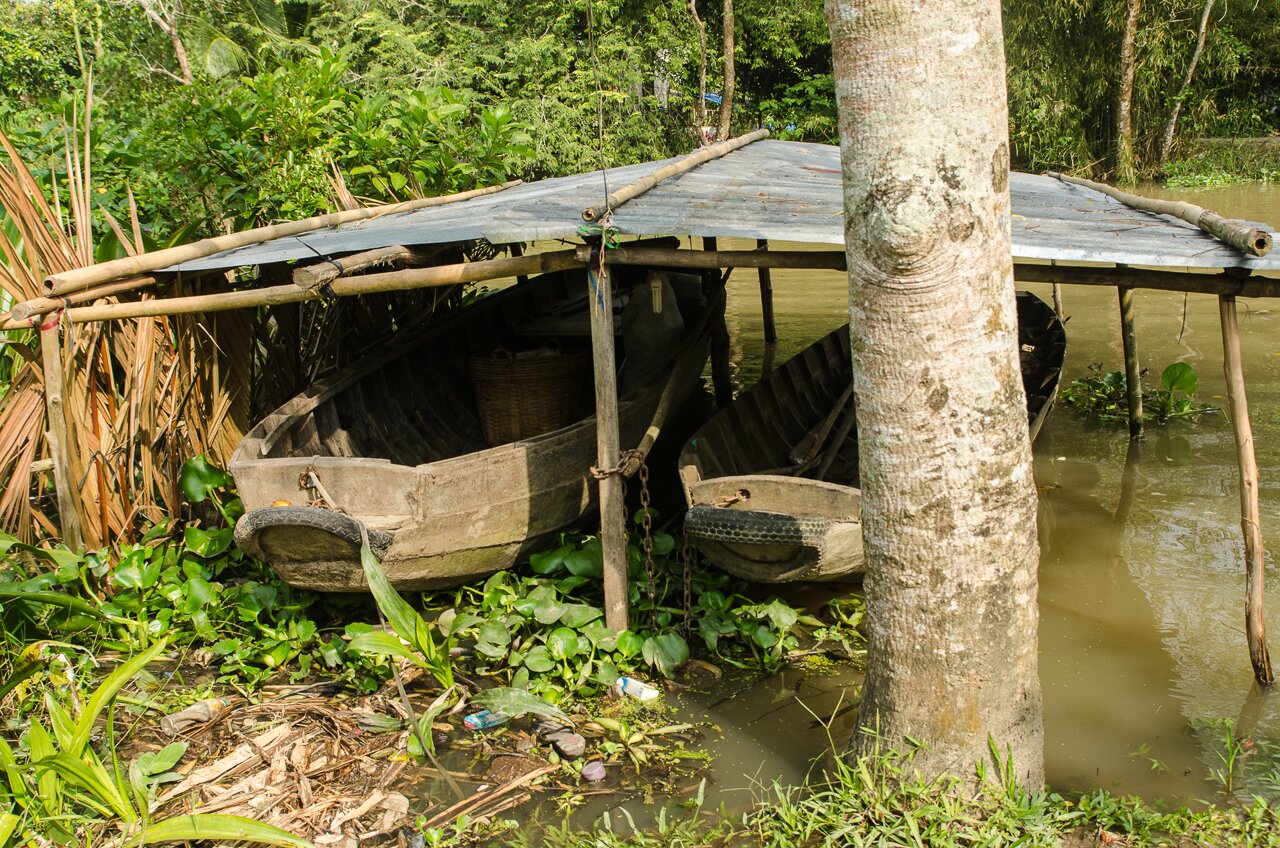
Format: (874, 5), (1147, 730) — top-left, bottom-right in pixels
(451, 186), (1280, 827)
(693, 183), (1280, 805)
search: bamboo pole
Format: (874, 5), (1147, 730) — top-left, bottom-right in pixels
(1052, 283), (1064, 319)
(39, 323), (84, 549)
(587, 258), (630, 633)
(43, 180), (523, 295)
(1118, 286), (1143, 439)
(582, 246), (1280, 298)
(574, 244), (846, 271)
(703, 236), (734, 408)
(292, 244), (438, 290)
(1048, 172), (1273, 257)
(9, 275), (159, 324)
(1014, 263), (1280, 297)
(1218, 294), (1274, 686)
(2, 250), (584, 329)
(757, 239), (777, 343)
(581, 128), (769, 222)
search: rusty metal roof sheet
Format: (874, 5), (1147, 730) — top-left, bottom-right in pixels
(165, 140), (1280, 274)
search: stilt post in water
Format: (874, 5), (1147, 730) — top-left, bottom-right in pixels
(40, 323), (84, 549)
(586, 254), (630, 632)
(703, 236), (733, 407)
(1118, 285), (1143, 439)
(757, 239), (777, 344)
(1218, 294), (1274, 686)
(1052, 283), (1064, 319)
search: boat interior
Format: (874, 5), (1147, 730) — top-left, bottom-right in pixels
(256, 264), (707, 465)
(686, 291), (1066, 487)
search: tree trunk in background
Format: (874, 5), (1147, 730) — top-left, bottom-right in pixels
(825, 0), (1045, 789)
(689, 0), (709, 132)
(1116, 0), (1141, 181)
(1158, 0), (1216, 166)
(717, 0), (735, 140)
(135, 0), (194, 85)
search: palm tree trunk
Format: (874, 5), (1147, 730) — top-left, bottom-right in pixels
(826, 0), (1045, 789)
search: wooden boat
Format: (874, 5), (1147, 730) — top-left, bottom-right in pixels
(678, 291), (1066, 583)
(232, 265), (718, 591)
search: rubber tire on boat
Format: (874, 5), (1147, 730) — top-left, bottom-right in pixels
(234, 506), (394, 561)
(683, 505), (832, 547)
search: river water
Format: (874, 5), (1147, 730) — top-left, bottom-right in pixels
(707, 183), (1280, 803)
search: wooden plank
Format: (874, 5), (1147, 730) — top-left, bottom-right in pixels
(587, 259), (629, 633)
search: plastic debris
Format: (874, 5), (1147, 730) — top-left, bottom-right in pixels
(581, 760), (607, 782)
(159, 697), (234, 735)
(464, 709), (510, 730)
(611, 676), (661, 702)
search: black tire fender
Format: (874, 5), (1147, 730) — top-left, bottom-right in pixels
(683, 505), (831, 547)
(234, 506), (394, 560)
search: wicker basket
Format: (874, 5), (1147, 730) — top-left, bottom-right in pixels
(470, 348), (591, 444)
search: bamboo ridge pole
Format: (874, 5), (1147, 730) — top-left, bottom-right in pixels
(2, 250), (582, 329)
(10, 275), (158, 323)
(1219, 294), (1275, 686)
(1048, 172), (1273, 257)
(292, 244), (437, 290)
(581, 128), (770, 223)
(44, 180), (523, 296)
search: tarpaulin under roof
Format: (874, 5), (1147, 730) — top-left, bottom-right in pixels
(166, 140), (1280, 275)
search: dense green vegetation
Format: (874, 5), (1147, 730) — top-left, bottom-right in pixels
(2, 0), (1280, 844)
(2, 0), (1278, 259)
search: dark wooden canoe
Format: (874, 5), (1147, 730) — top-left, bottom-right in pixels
(232, 265), (718, 591)
(678, 290), (1066, 583)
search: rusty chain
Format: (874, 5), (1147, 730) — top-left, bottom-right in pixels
(637, 460), (658, 629)
(680, 532), (694, 637)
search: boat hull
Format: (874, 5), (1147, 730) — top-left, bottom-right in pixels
(680, 290), (1066, 584)
(232, 266), (715, 591)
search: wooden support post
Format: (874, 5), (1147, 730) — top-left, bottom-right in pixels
(703, 237), (733, 408)
(587, 258), (629, 633)
(39, 323), (84, 549)
(1117, 285), (1143, 439)
(1052, 283), (1064, 319)
(1219, 294), (1274, 686)
(756, 239), (777, 344)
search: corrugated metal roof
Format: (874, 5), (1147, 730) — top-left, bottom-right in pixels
(166, 140), (1280, 274)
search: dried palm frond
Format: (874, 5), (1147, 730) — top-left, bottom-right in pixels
(0, 86), (241, 547)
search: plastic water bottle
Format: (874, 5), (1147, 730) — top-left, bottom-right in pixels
(613, 677), (661, 702)
(464, 709), (510, 730)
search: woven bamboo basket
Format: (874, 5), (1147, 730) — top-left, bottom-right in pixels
(470, 348), (591, 444)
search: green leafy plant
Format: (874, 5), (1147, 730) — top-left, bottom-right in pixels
(1062, 361), (1217, 425)
(0, 640), (313, 846)
(352, 535), (454, 689)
